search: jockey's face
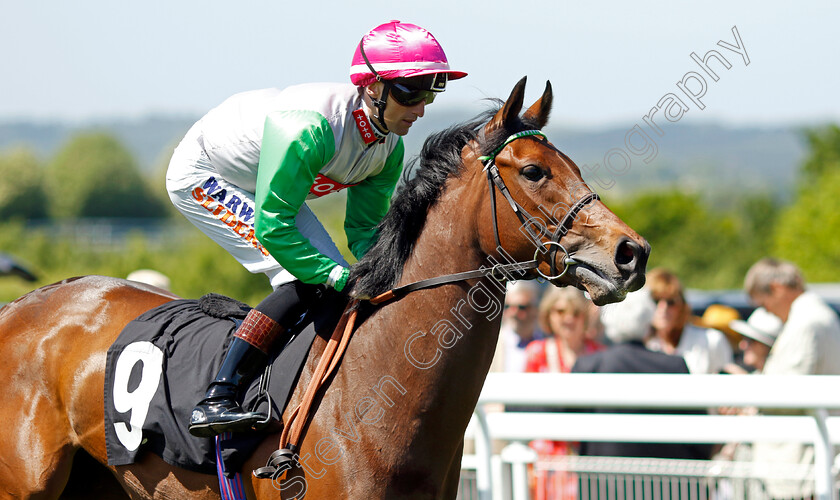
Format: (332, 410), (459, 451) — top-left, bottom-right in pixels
(365, 82), (428, 137)
(383, 95), (426, 136)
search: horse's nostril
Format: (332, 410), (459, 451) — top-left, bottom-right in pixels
(615, 239), (637, 266)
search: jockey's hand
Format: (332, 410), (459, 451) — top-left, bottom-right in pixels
(326, 265), (350, 292)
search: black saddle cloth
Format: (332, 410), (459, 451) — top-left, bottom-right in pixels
(103, 294), (344, 474)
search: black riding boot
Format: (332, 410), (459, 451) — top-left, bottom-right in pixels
(188, 308), (282, 437)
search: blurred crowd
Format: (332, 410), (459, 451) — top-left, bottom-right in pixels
(491, 258), (840, 500)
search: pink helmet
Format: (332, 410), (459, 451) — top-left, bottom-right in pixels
(350, 21), (467, 87)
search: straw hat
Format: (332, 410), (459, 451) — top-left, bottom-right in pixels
(695, 304), (741, 348)
(729, 307), (782, 347)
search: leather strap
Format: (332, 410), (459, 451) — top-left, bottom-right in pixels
(278, 301), (360, 451)
(370, 260), (539, 305)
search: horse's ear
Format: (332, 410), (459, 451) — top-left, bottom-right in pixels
(486, 76), (528, 133)
(522, 80), (553, 129)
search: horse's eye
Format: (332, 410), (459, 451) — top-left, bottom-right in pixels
(520, 165), (545, 182)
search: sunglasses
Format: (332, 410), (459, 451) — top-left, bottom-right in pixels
(654, 297), (681, 307)
(388, 82), (438, 107)
(504, 304), (531, 311)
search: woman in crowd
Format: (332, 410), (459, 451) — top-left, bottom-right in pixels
(645, 268), (733, 374)
(524, 287), (604, 374)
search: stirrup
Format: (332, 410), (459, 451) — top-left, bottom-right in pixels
(253, 446), (298, 479)
(188, 398), (268, 438)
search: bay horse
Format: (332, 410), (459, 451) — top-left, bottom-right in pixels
(0, 77), (648, 499)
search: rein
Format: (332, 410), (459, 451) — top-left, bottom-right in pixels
(370, 130), (599, 305)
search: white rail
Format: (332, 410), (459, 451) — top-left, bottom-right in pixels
(467, 373), (840, 500)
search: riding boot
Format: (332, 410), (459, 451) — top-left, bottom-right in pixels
(188, 309), (283, 437)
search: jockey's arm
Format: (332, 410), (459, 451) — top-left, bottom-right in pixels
(254, 110), (345, 288)
(344, 139), (404, 260)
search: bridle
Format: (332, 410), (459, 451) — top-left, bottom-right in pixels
(369, 129), (599, 305)
(479, 130), (600, 281)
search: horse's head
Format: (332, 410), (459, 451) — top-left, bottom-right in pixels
(469, 77), (650, 305)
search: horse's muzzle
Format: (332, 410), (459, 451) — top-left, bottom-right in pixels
(614, 236), (650, 291)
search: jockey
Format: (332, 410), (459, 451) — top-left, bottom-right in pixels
(166, 20), (467, 437)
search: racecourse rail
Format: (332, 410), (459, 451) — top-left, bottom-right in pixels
(466, 373), (840, 500)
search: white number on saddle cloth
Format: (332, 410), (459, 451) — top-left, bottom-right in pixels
(112, 341), (164, 451)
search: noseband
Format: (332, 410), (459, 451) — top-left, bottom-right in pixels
(479, 130), (599, 280)
(369, 129), (599, 305)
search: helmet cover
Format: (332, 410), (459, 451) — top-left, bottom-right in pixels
(350, 20), (467, 87)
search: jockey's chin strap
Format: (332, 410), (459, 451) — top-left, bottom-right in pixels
(370, 130), (599, 306)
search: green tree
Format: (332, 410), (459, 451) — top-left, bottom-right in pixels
(799, 124), (840, 188)
(608, 190), (765, 289)
(0, 148), (48, 219)
(45, 132), (167, 218)
(774, 170), (840, 283)
(772, 124), (840, 282)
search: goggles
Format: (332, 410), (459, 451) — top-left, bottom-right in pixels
(389, 82), (437, 106)
(388, 74), (447, 107)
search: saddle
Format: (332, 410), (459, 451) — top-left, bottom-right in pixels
(103, 293), (345, 474)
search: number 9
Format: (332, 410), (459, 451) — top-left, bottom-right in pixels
(112, 341), (164, 451)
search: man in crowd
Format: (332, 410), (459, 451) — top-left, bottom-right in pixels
(744, 257), (840, 498)
(490, 280), (546, 373)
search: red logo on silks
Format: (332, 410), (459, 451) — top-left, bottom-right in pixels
(352, 110), (378, 145)
(309, 174), (359, 197)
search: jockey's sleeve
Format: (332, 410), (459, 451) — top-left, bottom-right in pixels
(255, 110), (338, 285)
(344, 138), (404, 260)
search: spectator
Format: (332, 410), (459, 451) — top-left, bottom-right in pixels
(490, 281), (546, 373)
(645, 268), (734, 374)
(695, 304), (749, 374)
(584, 300), (606, 346)
(524, 287), (604, 500)
(744, 258), (840, 499)
(574, 289), (712, 460)
(525, 287), (604, 374)
(714, 307), (783, 465)
(729, 307), (782, 373)
(126, 269), (172, 292)
(745, 258), (840, 375)
(695, 303), (742, 353)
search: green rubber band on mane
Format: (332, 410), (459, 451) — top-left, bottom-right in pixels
(478, 130), (547, 163)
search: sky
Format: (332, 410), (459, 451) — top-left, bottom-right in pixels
(2, 1), (839, 128)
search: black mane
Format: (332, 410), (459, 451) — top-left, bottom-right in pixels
(349, 101), (540, 298)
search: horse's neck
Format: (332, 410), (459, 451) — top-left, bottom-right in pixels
(352, 179), (504, 443)
(292, 176), (504, 493)
(400, 178), (504, 371)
